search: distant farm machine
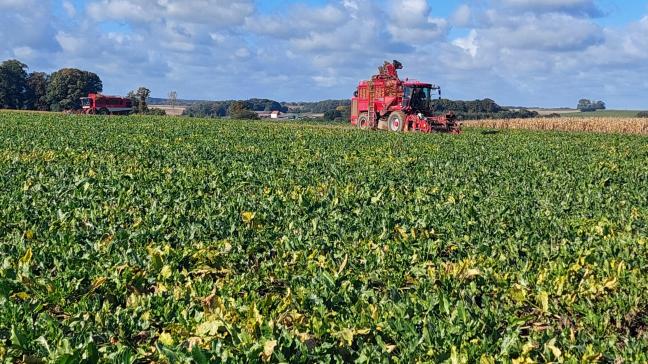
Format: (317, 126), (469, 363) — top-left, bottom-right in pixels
(80, 93), (133, 115)
(351, 60), (460, 133)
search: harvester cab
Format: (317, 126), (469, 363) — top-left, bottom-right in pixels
(404, 85), (440, 112)
(351, 60), (460, 133)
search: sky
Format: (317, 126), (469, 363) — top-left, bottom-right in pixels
(1, 0), (648, 108)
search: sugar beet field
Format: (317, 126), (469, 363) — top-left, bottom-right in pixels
(1, 112), (647, 363)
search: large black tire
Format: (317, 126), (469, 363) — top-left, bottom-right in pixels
(357, 113), (370, 130)
(98, 108), (110, 115)
(387, 111), (406, 132)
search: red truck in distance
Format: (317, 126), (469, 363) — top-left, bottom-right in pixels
(80, 93), (133, 115)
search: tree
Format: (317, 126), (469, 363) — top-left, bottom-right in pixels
(128, 87), (151, 114)
(323, 109), (342, 121)
(577, 99), (592, 111)
(246, 98), (287, 112)
(46, 68), (102, 110)
(577, 99), (606, 112)
(229, 101), (259, 120)
(168, 91), (177, 110)
(0, 59), (29, 109)
(25, 72), (49, 111)
(182, 102), (228, 118)
(336, 105), (351, 120)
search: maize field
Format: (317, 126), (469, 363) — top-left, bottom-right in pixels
(466, 117), (648, 135)
(1, 112), (647, 363)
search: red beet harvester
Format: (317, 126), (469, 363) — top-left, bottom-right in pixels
(351, 60), (460, 133)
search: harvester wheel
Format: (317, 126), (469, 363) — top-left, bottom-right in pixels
(98, 108), (110, 115)
(387, 111), (406, 132)
(357, 113), (370, 130)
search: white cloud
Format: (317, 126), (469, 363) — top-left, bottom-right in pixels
(0, 0), (37, 9)
(453, 30), (478, 57)
(0, 0), (59, 58)
(478, 13), (603, 51)
(62, 0), (76, 17)
(87, 0), (254, 25)
(246, 3), (346, 38)
(387, 0), (448, 43)
(55, 32), (83, 53)
(13, 46), (34, 59)
(451, 4), (472, 27)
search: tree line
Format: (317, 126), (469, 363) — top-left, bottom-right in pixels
(0, 59), (102, 111)
(285, 100), (351, 113)
(182, 99), (288, 118)
(0, 59), (159, 114)
(430, 98), (539, 120)
(577, 99), (606, 112)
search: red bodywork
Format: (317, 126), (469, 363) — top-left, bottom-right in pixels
(351, 61), (460, 133)
(80, 93), (133, 115)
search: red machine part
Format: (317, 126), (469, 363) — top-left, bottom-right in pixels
(80, 93), (133, 115)
(350, 60), (461, 134)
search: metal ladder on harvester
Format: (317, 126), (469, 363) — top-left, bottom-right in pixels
(367, 81), (375, 129)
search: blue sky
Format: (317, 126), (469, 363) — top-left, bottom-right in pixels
(2, 0), (648, 108)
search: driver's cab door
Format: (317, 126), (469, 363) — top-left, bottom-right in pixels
(402, 87), (413, 108)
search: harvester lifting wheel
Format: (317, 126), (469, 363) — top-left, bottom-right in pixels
(357, 113), (370, 130)
(419, 120), (431, 133)
(387, 111), (406, 132)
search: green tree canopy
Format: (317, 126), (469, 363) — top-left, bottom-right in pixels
(323, 109), (343, 121)
(229, 101), (259, 120)
(25, 72), (49, 111)
(0, 60), (29, 109)
(577, 99), (605, 112)
(46, 68), (102, 111)
(128, 87), (151, 114)
(182, 102), (228, 118)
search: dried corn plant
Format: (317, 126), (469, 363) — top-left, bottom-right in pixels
(466, 118), (648, 135)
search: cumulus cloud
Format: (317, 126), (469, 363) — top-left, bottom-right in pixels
(0, 0), (35, 8)
(478, 13), (603, 51)
(387, 0), (448, 43)
(87, 0), (254, 25)
(246, 3), (346, 39)
(451, 4), (472, 27)
(62, 0), (76, 17)
(453, 30), (478, 57)
(0, 0), (60, 61)
(2, 0), (648, 108)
